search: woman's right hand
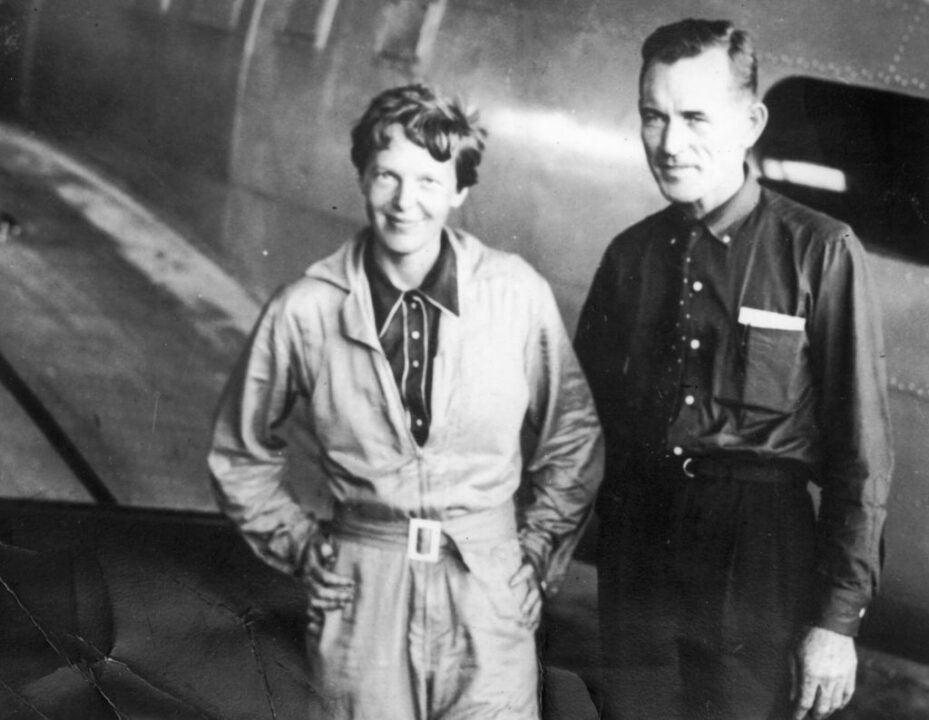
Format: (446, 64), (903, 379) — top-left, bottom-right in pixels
(298, 529), (356, 615)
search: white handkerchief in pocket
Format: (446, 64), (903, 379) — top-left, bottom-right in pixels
(738, 306), (806, 331)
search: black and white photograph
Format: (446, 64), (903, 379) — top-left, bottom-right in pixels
(0, 2), (927, 718)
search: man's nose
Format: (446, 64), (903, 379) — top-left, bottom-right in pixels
(661, 119), (686, 157)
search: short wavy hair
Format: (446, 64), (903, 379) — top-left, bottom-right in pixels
(640, 19), (758, 97)
(350, 84), (486, 191)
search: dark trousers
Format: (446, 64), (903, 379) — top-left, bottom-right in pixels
(597, 472), (817, 720)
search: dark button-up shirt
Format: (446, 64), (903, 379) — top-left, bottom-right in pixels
(575, 175), (893, 635)
(364, 232), (458, 446)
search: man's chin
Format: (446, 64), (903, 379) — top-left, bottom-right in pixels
(657, 184), (703, 206)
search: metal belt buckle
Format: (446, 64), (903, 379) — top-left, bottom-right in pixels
(407, 519), (442, 562)
(682, 457), (697, 478)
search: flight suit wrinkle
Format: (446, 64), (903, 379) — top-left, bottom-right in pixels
(209, 292), (319, 576)
(337, 238), (385, 354)
(428, 306), (462, 451)
(521, 265), (606, 593)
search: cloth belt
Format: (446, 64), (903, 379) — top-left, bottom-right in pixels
(666, 456), (810, 485)
(331, 500), (517, 562)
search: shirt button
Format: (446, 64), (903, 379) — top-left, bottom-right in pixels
(690, 339), (701, 350)
(411, 331), (421, 340)
(672, 446), (683, 456)
(670, 237), (677, 245)
(412, 360), (421, 368)
(722, 235), (731, 244)
(693, 281), (704, 292)
(859, 608), (866, 619)
(684, 395), (695, 405)
(415, 418), (424, 427)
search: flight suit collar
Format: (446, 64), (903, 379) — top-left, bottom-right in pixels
(335, 228), (461, 352)
(364, 230), (459, 337)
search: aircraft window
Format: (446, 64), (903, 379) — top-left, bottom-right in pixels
(189, 0), (246, 32)
(282, 0), (342, 51)
(374, 0), (447, 67)
(758, 77), (929, 262)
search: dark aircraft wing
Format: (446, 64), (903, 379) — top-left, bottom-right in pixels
(0, 502), (311, 720)
(0, 124), (318, 719)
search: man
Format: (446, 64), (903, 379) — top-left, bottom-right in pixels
(575, 19), (893, 720)
(208, 84), (603, 720)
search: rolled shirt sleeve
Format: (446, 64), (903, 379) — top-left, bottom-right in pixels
(519, 277), (605, 595)
(208, 289), (319, 577)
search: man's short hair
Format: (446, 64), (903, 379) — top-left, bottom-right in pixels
(640, 19), (758, 97)
(350, 84), (486, 191)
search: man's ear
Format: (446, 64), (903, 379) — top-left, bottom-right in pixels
(745, 100), (769, 148)
(451, 186), (469, 209)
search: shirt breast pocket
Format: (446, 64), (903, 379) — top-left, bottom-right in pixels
(739, 323), (808, 413)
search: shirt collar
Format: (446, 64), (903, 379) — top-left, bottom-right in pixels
(700, 172), (762, 243)
(364, 230), (460, 333)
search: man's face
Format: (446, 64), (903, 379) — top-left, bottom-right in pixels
(639, 47), (766, 217)
(361, 124), (468, 261)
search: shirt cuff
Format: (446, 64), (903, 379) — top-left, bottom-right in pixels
(811, 585), (869, 636)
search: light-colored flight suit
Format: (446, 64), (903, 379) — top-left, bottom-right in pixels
(208, 229), (603, 719)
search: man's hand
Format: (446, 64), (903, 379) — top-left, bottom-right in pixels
(299, 531), (355, 634)
(508, 560), (543, 630)
(791, 626), (857, 719)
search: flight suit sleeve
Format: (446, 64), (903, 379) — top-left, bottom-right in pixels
(809, 229), (894, 636)
(207, 288), (318, 577)
(519, 275), (605, 596)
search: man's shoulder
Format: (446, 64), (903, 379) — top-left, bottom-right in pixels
(758, 186), (858, 247)
(603, 206), (677, 257)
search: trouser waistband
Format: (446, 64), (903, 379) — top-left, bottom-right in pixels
(331, 500), (517, 561)
(661, 455), (811, 484)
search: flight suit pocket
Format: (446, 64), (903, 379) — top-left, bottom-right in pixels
(740, 325), (807, 412)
